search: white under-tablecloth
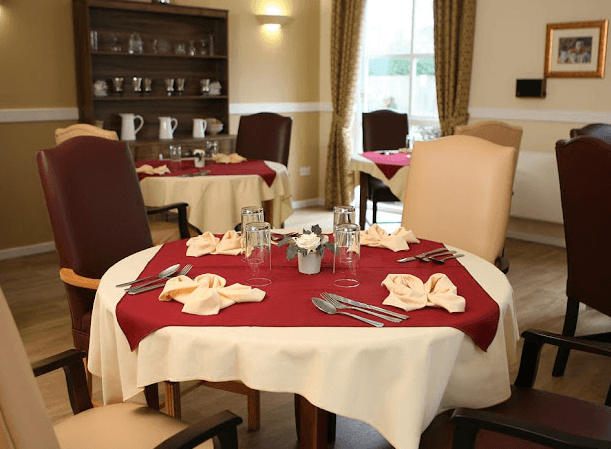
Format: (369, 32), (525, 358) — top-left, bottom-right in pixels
(88, 246), (518, 449)
(350, 153), (409, 199)
(139, 161), (292, 233)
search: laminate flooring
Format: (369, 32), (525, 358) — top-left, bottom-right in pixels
(2, 208), (610, 448)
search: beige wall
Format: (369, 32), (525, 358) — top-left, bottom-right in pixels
(0, 0), (323, 251)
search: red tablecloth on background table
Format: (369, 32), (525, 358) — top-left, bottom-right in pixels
(116, 238), (500, 352)
(135, 159), (277, 187)
(361, 151), (410, 179)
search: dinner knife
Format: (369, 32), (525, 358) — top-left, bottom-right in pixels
(324, 292), (409, 320)
(127, 283), (166, 295)
(397, 247), (448, 263)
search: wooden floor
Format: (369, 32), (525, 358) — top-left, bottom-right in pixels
(2, 216), (611, 448)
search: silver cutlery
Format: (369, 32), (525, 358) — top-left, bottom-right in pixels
(397, 247), (449, 263)
(321, 293), (402, 323)
(419, 250), (456, 262)
(115, 263), (181, 288)
(311, 297), (383, 327)
(127, 264), (193, 294)
(125, 263), (192, 291)
(322, 292), (409, 320)
(429, 254), (464, 264)
(179, 170), (210, 178)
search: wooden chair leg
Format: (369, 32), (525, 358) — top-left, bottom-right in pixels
(164, 381), (181, 419)
(552, 297), (580, 377)
(247, 389), (261, 431)
(144, 383), (160, 410)
(84, 358), (92, 398)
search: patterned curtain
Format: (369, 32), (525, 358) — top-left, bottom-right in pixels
(324, 0), (367, 208)
(433, 0), (477, 136)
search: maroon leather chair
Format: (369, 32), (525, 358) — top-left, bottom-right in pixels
(569, 123), (611, 143)
(235, 112), (292, 167)
(419, 329), (611, 449)
(551, 136), (611, 404)
(362, 109), (408, 225)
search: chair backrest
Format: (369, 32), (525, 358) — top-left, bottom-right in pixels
(454, 120), (523, 152)
(401, 135), (517, 263)
(235, 112), (293, 167)
(37, 136), (153, 350)
(362, 109), (409, 151)
(556, 136), (611, 316)
(0, 285), (61, 449)
(569, 123), (611, 144)
(55, 123), (119, 145)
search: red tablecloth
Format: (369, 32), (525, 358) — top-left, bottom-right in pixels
(361, 151), (410, 179)
(116, 239), (500, 352)
(135, 159), (277, 187)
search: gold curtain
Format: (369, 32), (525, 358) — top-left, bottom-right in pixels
(324, 0), (367, 208)
(433, 0), (477, 136)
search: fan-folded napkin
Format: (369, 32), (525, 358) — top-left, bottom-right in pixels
(360, 224), (419, 252)
(159, 273), (265, 315)
(186, 230), (243, 257)
(213, 153), (246, 164)
(136, 164), (171, 175)
(382, 273), (465, 313)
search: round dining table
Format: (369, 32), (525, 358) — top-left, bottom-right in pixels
(88, 238), (518, 449)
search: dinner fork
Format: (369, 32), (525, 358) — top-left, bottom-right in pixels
(419, 250), (456, 262)
(127, 264), (193, 294)
(321, 293), (402, 323)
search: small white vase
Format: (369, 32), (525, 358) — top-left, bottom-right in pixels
(298, 252), (322, 275)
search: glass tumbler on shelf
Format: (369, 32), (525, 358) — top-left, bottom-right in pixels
(333, 205), (356, 229)
(333, 223), (361, 288)
(244, 222), (272, 287)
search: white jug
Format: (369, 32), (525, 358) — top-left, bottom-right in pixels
(159, 116), (178, 140)
(119, 113), (144, 141)
(192, 118), (207, 139)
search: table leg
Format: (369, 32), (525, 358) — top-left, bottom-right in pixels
(359, 172), (369, 229)
(294, 394), (331, 449)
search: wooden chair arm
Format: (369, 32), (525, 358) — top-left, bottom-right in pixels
(154, 410), (243, 449)
(59, 268), (100, 290)
(451, 407), (611, 449)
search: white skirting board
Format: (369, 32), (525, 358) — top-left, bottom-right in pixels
(511, 150), (563, 224)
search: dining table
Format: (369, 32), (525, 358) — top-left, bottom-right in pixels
(88, 233), (518, 449)
(136, 158), (293, 233)
(350, 151), (411, 228)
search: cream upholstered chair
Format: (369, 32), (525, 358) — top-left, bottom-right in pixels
(401, 135), (517, 266)
(55, 123), (119, 144)
(454, 120), (523, 155)
(54, 125), (193, 245)
(0, 284), (242, 449)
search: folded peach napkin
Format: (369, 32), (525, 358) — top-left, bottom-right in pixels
(159, 273), (266, 315)
(136, 164), (171, 175)
(360, 224), (420, 252)
(381, 273), (465, 313)
(186, 230), (243, 257)
(213, 153), (246, 164)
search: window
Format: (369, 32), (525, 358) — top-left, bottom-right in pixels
(354, 0), (440, 149)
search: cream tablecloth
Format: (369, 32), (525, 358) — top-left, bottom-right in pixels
(139, 161), (292, 233)
(88, 246), (518, 449)
(350, 153), (409, 199)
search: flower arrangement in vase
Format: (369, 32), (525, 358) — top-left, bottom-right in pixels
(278, 225), (335, 274)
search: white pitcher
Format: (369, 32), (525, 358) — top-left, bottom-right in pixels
(159, 116), (178, 140)
(192, 118), (207, 139)
(119, 113), (144, 141)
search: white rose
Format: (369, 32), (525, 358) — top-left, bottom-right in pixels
(294, 233), (321, 254)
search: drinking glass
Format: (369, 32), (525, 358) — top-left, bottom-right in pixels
(333, 223), (361, 288)
(244, 222), (272, 287)
(112, 77), (124, 94)
(169, 144), (182, 169)
(164, 78), (175, 95)
(333, 205), (356, 229)
(176, 78), (186, 94)
(132, 77), (143, 93)
(241, 206), (264, 235)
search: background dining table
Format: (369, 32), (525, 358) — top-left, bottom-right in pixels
(88, 236), (518, 449)
(350, 152), (410, 228)
(137, 159), (293, 233)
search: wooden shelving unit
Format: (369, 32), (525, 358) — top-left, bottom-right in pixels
(71, 0), (232, 158)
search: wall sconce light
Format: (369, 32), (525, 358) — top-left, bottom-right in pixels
(256, 14), (290, 28)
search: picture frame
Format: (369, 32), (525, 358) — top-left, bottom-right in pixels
(544, 20), (608, 78)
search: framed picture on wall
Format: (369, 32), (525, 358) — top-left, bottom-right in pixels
(544, 20), (608, 78)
